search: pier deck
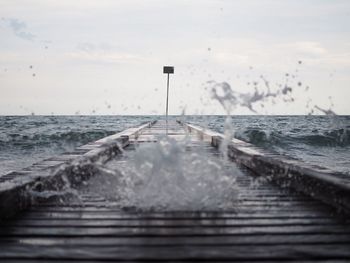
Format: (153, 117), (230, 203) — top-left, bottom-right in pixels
(1, 120), (350, 262)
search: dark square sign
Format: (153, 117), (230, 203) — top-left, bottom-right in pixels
(163, 66), (174, 74)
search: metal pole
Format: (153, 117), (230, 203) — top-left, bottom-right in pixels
(165, 73), (170, 135)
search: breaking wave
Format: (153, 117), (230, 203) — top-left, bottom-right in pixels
(235, 127), (350, 147)
(101, 136), (239, 211)
(0, 130), (115, 150)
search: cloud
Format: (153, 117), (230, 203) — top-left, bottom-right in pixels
(280, 41), (327, 57)
(277, 41), (350, 66)
(202, 38), (350, 69)
(2, 17), (36, 41)
(76, 42), (113, 52)
(69, 51), (142, 64)
(68, 42), (143, 64)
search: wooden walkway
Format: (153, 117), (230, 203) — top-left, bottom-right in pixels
(1, 120), (350, 262)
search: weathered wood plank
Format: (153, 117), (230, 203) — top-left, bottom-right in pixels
(0, 244), (350, 260)
(2, 234), (350, 246)
(5, 217), (347, 227)
(24, 205), (333, 212)
(2, 225), (350, 237)
(18, 211), (338, 220)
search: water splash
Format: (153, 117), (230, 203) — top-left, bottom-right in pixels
(314, 105), (336, 116)
(102, 136), (238, 211)
(27, 168), (82, 205)
(208, 80), (293, 114)
(208, 79), (295, 158)
(203, 66), (349, 174)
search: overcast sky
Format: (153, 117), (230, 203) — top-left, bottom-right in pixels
(0, 0), (349, 115)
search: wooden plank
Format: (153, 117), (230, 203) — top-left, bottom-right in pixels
(27, 203), (329, 211)
(18, 211), (338, 220)
(5, 217), (347, 227)
(30, 199), (323, 207)
(0, 244), (350, 260)
(2, 225), (350, 237)
(2, 234), (350, 246)
(24, 205), (333, 212)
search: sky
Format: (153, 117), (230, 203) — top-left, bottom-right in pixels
(0, 0), (349, 115)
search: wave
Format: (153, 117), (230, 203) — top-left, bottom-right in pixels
(0, 130), (115, 150)
(234, 129), (283, 146)
(235, 128), (350, 147)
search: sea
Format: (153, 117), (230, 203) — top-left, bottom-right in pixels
(0, 115), (349, 177)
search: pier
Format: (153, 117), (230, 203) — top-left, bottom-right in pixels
(1, 120), (350, 262)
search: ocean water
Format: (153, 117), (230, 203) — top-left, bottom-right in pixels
(0, 115), (349, 177)
(187, 115), (350, 174)
(0, 115), (153, 176)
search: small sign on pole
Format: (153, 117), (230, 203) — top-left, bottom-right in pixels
(163, 66), (174, 74)
(163, 66), (174, 135)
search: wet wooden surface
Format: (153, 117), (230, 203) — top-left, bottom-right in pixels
(1, 120), (350, 262)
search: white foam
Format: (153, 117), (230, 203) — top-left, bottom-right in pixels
(103, 136), (239, 211)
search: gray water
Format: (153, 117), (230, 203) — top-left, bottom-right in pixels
(0, 115), (349, 176)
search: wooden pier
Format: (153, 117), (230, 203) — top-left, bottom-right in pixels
(1, 120), (350, 262)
